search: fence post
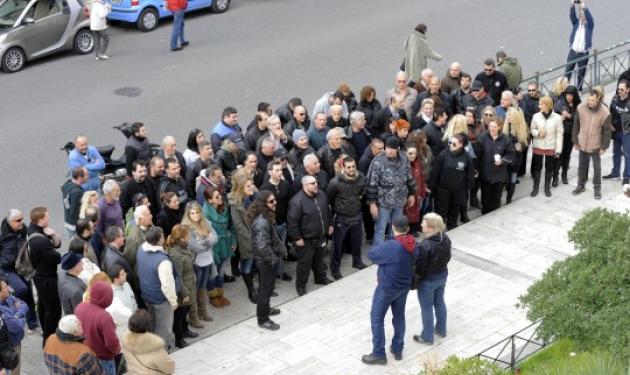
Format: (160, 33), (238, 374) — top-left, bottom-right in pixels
(535, 71), (540, 88)
(510, 335), (516, 370)
(593, 49), (599, 85)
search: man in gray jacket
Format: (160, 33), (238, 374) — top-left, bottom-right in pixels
(58, 252), (85, 315)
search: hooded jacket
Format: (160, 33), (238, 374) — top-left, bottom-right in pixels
(0, 219), (26, 272)
(61, 179), (84, 228)
(368, 234), (418, 290)
(497, 57), (523, 90)
(122, 331), (174, 375)
(366, 151), (416, 209)
(415, 232), (452, 280)
(75, 282), (120, 360)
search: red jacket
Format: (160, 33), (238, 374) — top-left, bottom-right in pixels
(75, 281), (121, 360)
(167, 0), (188, 12)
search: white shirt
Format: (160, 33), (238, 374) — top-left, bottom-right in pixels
(572, 22), (587, 53)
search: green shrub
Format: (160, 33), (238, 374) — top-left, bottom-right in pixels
(420, 356), (507, 375)
(518, 208), (630, 361)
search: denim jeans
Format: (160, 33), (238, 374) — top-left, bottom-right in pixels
(170, 10), (186, 49)
(610, 131), (630, 179)
(206, 258), (227, 290)
(194, 264), (210, 290)
(565, 49), (589, 90)
(99, 358), (116, 375)
(416, 276), (447, 343)
(5, 271), (39, 329)
(369, 285), (409, 358)
(373, 206), (403, 246)
(239, 257), (254, 275)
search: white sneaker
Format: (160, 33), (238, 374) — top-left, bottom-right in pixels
(95, 55), (100, 60)
(99, 54), (110, 60)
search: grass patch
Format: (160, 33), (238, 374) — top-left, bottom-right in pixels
(517, 338), (627, 375)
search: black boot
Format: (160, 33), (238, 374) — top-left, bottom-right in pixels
(544, 172), (552, 197)
(506, 183), (516, 204)
(561, 159), (570, 184)
(242, 273), (258, 304)
(460, 204), (470, 223)
(552, 162), (560, 187)
(175, 338), (188, 348)
(530, 172), (540, 197)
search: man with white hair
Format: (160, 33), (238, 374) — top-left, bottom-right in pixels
(292, 153), (328, 195)
(95, 179), (123, 240)
(495, 90), (515, 121)
(441, 62), (463, 94)
(317, 127), (356, 181)
(287, 175), (333, 296)
(44, 314), (103, 374)
(124, 205), (154, 272)
(383, 71), (418, 119)
(414, 68), (435, 94)
(158, 136), (187, 178)
(67, 134), (105, 192)
(307, 112), (329, 150)
(345, 111), (372, 157)
(326, 104), (350, 129)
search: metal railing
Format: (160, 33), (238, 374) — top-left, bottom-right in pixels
(475, 320), (548, 370)
(522, 40), (630, 95)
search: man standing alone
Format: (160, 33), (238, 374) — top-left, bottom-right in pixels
(90, 0), (112, 60)
(167, 0), (189, 51)
(564, 0), (594, 90)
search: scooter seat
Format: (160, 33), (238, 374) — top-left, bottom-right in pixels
(96, 145), (115, 158)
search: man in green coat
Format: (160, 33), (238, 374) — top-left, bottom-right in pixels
(496, 50), (523, 90)
(403, 24), (442, 85)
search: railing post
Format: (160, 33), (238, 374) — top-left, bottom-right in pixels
(593, 49), (599, 85)
(535, 71), (540, 88)
(510, 335), (516, 370)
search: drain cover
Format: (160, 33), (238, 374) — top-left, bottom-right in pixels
(114, 86), (143, 97)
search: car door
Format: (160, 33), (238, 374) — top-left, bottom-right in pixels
(19, 0), (70, 57)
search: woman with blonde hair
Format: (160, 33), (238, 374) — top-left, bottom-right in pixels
(504, 107), (530, 203)
(481, 106), (496, 130)
(551, 76), (569, 101)
(530, 96), (563, 197)
(227, 168), (258, 304)
(413, 213), (451, 345)
(180, 202), (217, 327)
(79, 191), (99, 219)
(442, 114), (468, 142)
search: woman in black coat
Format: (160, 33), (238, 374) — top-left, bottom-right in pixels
(553, 85), (581, 184)
(156, 192), (183, 238)
(478, 119), (515, 214)
(356, 85), (382, 131)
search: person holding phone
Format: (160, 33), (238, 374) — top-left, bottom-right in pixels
(564, 0), (594, 90)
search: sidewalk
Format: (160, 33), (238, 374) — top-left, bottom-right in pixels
(171, 154), (629, 374)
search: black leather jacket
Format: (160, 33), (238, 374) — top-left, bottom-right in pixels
(251, 215), (287, 265)
(326, 172), (366, 219)
(0, 219), (26, 272)
(287, 190), (331, 241)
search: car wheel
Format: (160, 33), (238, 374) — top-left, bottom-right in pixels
(211, 0), (229, 13)
(74, 29), (95, 54)
(137, 7), (159, 31)
(1, 47), (26, 73)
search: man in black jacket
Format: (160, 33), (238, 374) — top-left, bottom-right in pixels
(316, 127), (357, 182)
(124, 122), (151, 177)
(370, 94), (407, 140)
(159, 157), (190, 215)
(292, 153), (329, 196)
(120, 160), (158, 219)
(287, 175), (333, 296)
(450, 73), (472, 114)
(0, 209), (39, 331)
(475, 58), (508, 105)
(326, 156), (367, 280)
(61, 166), (87, 238)
(462, 80), (494, 119)
(244, 111), (270, 151)
(28, 206), (62, 345)
(250, 192), (286, 331)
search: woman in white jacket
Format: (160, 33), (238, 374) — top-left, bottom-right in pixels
(530, 96), (564, 197)
(90, 0), (112, 60)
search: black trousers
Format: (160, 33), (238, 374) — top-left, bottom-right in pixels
(331, 215), (363, 273)
(531, 154), (556, 177)
(295, 238), (327, 290)
(518, 144), (529, 176)
(559, 134), (574, 172)
(33, 274), (62, 346)
(173, 304), (190, 340)
(577, 150), (602, 188)
(361, 201), (374, 241)
(434, 187), (465, 230)
(257, 262), (276, 324)
(480, 181), (504, 215)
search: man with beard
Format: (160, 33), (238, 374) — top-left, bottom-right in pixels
(125, 122), (151, 177)
(326, 156), (367, 280)
(61, 166), (87, 238)
(244, 111), (270, 151)
(196, 164), (226, 205)
(120, 160), (158, 219)
(67, 134), (105, 192)
(287, 175), (333, 296)
(474, 58), (508, 105)
(159, 158), (190, 214)
(450, 72), (472, 114)
(462, 80), (494, 120)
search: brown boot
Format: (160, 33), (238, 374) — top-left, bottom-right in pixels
(188, 292), (204, 328)
(208, 288), (223, 308)
(215, 287), (231, 307)
(197, 289), (213, 321)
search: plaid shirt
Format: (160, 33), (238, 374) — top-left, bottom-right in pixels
(44, 333), (104, 374)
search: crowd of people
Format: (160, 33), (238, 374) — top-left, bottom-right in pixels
(1, 2), (629, 371)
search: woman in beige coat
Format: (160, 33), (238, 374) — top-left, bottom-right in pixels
(122, 309), (175, 375)
(530, 96), (564, 197)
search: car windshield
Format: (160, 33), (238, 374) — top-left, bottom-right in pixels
(0, 0), (29, 29)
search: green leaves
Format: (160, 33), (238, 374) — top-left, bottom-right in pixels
(518, 208), (630, 362)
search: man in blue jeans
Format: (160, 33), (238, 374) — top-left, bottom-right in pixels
(604, 80), (630, 185)
(564, 1), (594, 91)
(366, 137), (416, 246)
(362, 216), (418, 365)
(166, 0), (189, 51)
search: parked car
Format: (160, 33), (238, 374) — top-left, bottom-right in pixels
(107, 0), (229, 32)
(0, 0), (94, 72)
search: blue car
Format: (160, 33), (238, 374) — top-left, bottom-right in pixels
(107, 0), (229, 31)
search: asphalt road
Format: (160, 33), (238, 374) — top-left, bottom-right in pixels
(1, 0), (629, 229)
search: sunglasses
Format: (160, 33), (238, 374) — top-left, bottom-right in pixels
(484, 113), (494, 117)
(297, 113), (306, 116)
(484, 68), (494, 72)
(13, 218), (23, 223)
(528, 89), (537, 93)
(267, 199), (276, 204)
(448, 141), (461, 146)
(471, 89), (480, 92)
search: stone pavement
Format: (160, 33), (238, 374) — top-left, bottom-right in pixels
(171, 154), (629, 374)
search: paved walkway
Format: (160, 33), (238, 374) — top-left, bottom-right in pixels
(171, 154), (629, 374)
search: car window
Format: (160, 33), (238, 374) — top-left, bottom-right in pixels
(31, 0), (60, 20)
(0, 0), (30, 29)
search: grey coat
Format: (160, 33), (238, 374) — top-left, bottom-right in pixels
(58, 271), (86, 315)
(366, 151), (417, 209)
